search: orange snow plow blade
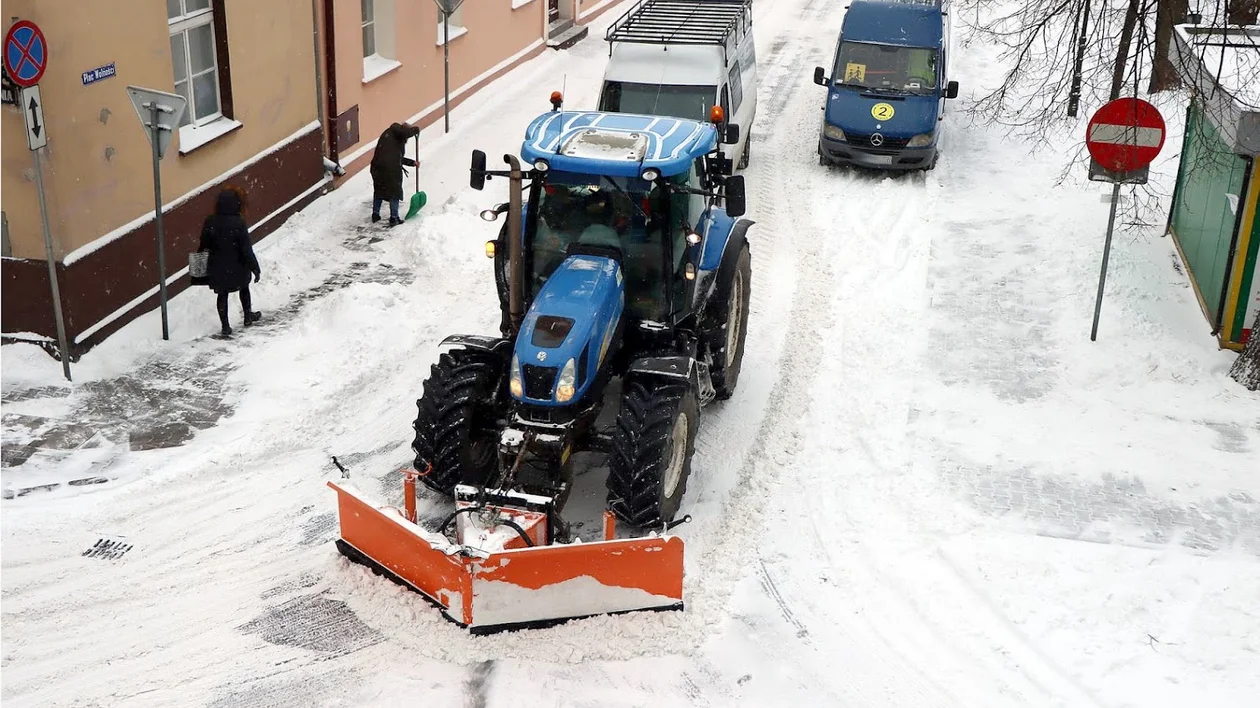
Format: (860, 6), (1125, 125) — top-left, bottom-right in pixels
(328, 480), (684, 633)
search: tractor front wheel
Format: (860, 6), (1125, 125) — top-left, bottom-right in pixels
(411, 348), (503, 496)
(606, 380), (699, 527)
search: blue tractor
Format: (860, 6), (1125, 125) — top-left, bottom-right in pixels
(411, 97), (753, 532)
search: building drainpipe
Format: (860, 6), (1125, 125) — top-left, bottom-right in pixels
(322, 0), (340, 169)
(311, 0), (341, 175)
(1212, 155), (1253, 338)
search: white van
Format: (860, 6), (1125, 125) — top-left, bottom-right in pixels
(599, 0), (757, 170)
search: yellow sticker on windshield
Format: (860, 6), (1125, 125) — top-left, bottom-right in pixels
(844, 63), (866, 82)
(871, 102), (895, 120)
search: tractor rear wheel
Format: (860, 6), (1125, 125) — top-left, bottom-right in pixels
(411, 348), (503, 496)
(706, 241), (752, 400)
(606, 379), (699, 527)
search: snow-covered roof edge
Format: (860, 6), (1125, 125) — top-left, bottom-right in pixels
(1171, 24), (1260, 156)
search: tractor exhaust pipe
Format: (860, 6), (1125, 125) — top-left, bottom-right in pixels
(505, 154), (525, 336)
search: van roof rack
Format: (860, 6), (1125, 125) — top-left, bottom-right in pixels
(604, 0), (753, 63)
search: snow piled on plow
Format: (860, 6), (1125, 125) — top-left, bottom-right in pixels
(470, 576), (681, 629)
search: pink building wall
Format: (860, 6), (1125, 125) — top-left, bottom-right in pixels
(319, 0), (549, 178)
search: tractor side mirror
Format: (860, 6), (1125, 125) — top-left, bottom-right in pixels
(480, 202), (508, 222)
(944, 81), (959, 99)
(471, 149), (488, 190)
(813, 66), (828, 86)
(724, 175), (747, 217)
(724, 123), (740, 145)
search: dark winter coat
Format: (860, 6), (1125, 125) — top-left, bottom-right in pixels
(198, 188), (260, 294)
(369, 122), (419, 201)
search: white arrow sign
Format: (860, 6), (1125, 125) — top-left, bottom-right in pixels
(126, 85), (188, 160)
(22, 85), (46, 151)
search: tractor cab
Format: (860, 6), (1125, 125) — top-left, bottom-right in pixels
(474, 101), (747, 415)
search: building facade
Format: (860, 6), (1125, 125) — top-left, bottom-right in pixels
(2, 0), (329, 354)
(1169, 22), (1260, 349)
(2, 0), (620, 356)
(320, 0), (550, 178)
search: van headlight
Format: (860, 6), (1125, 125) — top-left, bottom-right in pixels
(554, 358), (577, 402)
(509, 355), (523, 398)
(908, 133), (934, 148)
(823, 124), (847, 142)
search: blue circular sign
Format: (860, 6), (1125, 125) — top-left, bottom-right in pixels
(4, 21), (48, 88)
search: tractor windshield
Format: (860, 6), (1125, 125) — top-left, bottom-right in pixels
(533, 170), (686, 321)
(832, 41), (939, 96)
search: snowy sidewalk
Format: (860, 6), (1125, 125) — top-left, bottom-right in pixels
(1, 225), (413, 496)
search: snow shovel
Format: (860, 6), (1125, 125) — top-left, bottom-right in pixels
(405, 134), (427, 220)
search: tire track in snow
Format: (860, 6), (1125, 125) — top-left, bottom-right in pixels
(753, 110), (1107, 708)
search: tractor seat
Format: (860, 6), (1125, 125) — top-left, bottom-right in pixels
(578, 223), (621, 249)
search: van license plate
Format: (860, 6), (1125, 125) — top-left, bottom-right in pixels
(866, 155), (893, 165)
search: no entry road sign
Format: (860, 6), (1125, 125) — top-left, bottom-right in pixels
(4, 20), (48, 88)
(1086, 98), (1165, 173)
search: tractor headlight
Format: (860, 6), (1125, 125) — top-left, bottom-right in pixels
(907, 133), (934, 148)
(484, 240), (496, 258)
(823, 124), (846, 142)
(554, 358), (577, 402)
(685, 229), (702, 246)
(534, 159), (550, 172)
(510, 355), (523, 398)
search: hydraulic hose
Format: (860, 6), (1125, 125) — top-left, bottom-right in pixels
(439, 506), (536, 548)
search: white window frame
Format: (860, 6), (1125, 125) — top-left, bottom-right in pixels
(362, 0), (401, 83)
(362, 0), (376, 58)
(168, 1), (222, 129)
(436, 5), (468, 46)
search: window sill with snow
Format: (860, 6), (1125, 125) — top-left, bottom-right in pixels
(436, 24), (468, 46)
(178, 117), (244, 156)
(363, 54), (402, 84)
(511, 0), (537, 9)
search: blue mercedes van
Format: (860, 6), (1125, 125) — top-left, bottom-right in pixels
(813, 0), (959, 171)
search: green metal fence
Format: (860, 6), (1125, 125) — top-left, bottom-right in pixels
(1170, 101), (1248, 319)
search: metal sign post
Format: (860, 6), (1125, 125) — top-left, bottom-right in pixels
(1082, 97), (1166, 341)
(433, 0), (466, 133)
(8, 20), (70, 379)
(125, 85), (187, 341)
(22, 87), (72, 381)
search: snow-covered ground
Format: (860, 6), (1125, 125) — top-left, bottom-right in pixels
(4, 0), (1259, 705)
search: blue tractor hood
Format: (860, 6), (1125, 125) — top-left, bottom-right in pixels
(513, 254), (624, 407)
(825, 91), (938, 137)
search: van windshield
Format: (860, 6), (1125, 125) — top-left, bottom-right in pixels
(832, 41), (938, 95)
(599, 81), (716, 122)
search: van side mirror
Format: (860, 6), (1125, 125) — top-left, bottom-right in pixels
(470, 149), (487, 190)
(724, 123), (740, 144)
(724, 175), (747, 217)
(944, 81), (959, 99)
(813, 66), (828, 86)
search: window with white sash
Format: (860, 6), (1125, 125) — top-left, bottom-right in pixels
(168, 0), (224, 128)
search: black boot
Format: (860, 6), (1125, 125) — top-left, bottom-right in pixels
(244, 311), (262, 326)
(388, 216), (403, 227)
(371, 213), (382, 223)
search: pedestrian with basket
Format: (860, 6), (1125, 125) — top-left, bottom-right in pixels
(196, 185), (261, 337)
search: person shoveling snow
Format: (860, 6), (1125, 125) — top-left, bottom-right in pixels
(369, 122), (422, 227)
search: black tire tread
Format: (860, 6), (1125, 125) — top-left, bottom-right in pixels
(706, 242), (752, 400)
(606, 380), (696, 527)
(411, 348), (501, 496)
